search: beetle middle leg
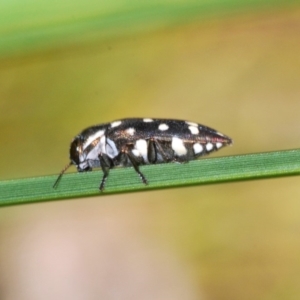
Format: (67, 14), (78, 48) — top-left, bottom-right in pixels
(123, 149), (148, 185)
(98, 154), (113, 191)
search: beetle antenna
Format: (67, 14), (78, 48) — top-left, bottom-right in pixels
(53, 162), (72, 189)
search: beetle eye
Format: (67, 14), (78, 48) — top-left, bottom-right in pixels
(70, 136), (82, 165)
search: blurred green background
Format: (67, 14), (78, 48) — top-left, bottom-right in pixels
(1, 1), (300, 299)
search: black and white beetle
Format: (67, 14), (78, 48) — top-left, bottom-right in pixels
(53, 118), (232, 191)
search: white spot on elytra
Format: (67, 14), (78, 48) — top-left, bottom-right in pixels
(143, 118), (153, 122)
(126, 128), (135, 135)
(158, 123), (169, 131)
(172, 137), (187, 156)
(111, 121), (122, 128)
(132, 149), (140, 157)
(135, 139), (148, 162)
(216, 142), (223, 149)
(188, 126), (199, 135)
(83, 130), (105, 150)
(193, 143), (203, 154)
(206, 142), (213, 151)
(185, 121), (198, 127)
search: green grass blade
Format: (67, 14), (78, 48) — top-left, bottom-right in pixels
(1, 149), (300, 207)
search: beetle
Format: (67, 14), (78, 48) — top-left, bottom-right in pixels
(53, 118), (232, 191)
